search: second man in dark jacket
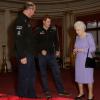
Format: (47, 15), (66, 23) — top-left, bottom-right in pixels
(34, 15), (70, 98)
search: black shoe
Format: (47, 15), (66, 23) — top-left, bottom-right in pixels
(58, 91), (71, 97)
(45, 91), (52, 98)
(75, 94), (85, 100)
(35, 96), (43, 98)
(18, 96), (41, 98)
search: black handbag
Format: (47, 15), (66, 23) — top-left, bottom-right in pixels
(85, 49), (96, 68)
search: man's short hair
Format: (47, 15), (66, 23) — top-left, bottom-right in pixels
(42, 15), (51, 21)
(23, 1), (35, 10)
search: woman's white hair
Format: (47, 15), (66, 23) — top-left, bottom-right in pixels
(74, 21), (86, 30)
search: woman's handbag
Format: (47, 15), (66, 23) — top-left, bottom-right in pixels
(85, 49), (96, 68)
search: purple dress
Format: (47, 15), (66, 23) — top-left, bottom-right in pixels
(74, 33), (96, 84)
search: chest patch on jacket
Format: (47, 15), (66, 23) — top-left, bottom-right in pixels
(40, 31), (45, 35)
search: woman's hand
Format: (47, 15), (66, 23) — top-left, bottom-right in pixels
(73, 48), (78, 54)
(73, 48), (85, 54)
(77, 48), (85, 52)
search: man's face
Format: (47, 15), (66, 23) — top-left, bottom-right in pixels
(43, 18), (51, 29)
(28, 6), (36, 17)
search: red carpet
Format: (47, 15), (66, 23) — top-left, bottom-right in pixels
(0, 94), (73, 100)
(0, 68), (100, 100)
(0, 97), (73, 100)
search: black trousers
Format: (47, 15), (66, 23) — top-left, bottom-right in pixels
(17, 54), (37, 98)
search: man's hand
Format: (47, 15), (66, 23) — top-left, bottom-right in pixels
(20, 57), (27, 64)
(56, 51), (60, 57)
(41, 50), (47, 56)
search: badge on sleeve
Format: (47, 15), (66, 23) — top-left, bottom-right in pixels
(16, 26), (23, 36)
(17, 31), (21, 36)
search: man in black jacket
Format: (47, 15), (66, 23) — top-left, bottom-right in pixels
(15, 1), (37, 98)
(34, 15), (70, 98)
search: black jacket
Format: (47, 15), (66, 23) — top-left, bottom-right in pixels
(15, 13), (36, 59)
(34, 26), (59, 55)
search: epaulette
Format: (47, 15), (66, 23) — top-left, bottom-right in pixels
(50, 26), (57, 31)
(35, 27), (42, 31)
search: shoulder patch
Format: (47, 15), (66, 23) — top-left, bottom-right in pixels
(51, 26), (57, 31)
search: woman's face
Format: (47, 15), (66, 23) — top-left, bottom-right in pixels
(75, 27), (85, 36)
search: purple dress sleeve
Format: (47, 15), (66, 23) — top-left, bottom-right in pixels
(87, 33), (96, 56)
(87, 33), (96, 57)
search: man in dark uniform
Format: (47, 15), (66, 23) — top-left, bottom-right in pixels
(15, 1), (37, 98)
(34, 15), (70, 98)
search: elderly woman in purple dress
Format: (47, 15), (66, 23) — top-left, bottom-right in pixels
(73, 21), (96, 100)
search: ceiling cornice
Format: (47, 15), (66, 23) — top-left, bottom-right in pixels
(3, 0), (83, 4)
(0, 0), (100, 16)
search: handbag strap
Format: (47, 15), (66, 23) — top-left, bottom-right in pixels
(87, 48), (89, 57)
(86, 34), (90, 57)
(86, 33), (95, 58)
